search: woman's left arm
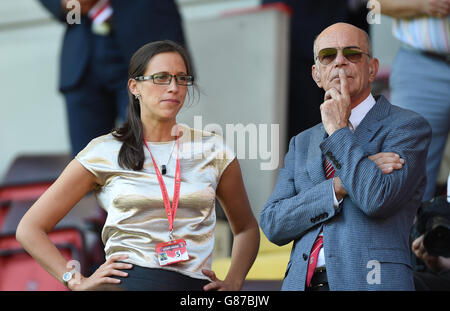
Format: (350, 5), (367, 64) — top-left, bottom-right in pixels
(202, 158), (260, 291)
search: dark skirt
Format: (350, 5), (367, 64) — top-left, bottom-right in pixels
(110, 264), (210, 291)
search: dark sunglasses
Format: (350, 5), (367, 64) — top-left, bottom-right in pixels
(316, 47), (371, 65)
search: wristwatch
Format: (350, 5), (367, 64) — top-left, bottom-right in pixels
(62, 271), (74, 288)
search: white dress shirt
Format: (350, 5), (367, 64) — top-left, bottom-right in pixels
(316, 93), (376, 268)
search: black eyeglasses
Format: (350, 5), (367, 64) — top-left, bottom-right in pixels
(134, 73), (194, 86)
(316, 47), (371, 65)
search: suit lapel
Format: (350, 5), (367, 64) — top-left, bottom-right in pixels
(306, 124), (327, 184)
(353, 95), (391, 145)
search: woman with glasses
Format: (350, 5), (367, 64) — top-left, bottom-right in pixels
(16, 40), (260, 291)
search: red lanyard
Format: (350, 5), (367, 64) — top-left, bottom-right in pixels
(143, 137), (181, 240)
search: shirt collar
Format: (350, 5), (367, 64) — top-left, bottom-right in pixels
(349, 93), (376, 131)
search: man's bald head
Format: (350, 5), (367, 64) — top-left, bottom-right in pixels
(313, 23), (372, 62)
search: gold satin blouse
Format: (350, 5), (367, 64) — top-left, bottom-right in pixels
(75, 125), (235, 280)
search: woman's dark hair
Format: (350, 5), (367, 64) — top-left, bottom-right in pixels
(112, 40), (195, 171)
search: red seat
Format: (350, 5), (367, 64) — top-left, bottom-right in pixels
(0, 228), (85, 291)
(0, 154), (105, 291)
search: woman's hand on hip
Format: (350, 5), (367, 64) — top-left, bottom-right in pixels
(69, 254), (133, 291)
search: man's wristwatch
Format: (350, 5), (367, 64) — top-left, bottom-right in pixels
(62, 271), (74, 288)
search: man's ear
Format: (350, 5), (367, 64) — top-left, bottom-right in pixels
(312, 64), (322, 88)
(368, 57), (379, 83)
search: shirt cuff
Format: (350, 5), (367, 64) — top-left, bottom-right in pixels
(332, 178), (343, 208)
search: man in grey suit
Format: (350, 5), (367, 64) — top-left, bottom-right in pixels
(259, 23), (432, 290)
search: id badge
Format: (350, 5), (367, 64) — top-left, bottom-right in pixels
(155, 239), (189, 266)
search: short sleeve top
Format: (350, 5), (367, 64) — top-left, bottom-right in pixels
(75, 124), (235, 280)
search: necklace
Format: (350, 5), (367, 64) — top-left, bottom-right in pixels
(161, 140), (177, 175)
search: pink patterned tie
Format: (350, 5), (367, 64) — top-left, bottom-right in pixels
(324, 157), (335, 179)
(306, 157), (335, 287)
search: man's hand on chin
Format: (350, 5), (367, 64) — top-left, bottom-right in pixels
(320, 69), (352, 136)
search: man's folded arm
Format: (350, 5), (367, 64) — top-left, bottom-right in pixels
(260, 137), (338, 246)
(320, 115), (432, 218)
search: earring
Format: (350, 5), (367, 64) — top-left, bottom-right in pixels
(135, 94), (141, 100)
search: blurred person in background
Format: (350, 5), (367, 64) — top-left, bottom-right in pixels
(411, 173), (450, 290)
(379, 0), (450, 202)
(37, 0), (185, 156)
(16, 40), (259, 291)
(412, 232), (450, 290)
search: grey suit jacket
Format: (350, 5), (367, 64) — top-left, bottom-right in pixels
(259, 95), (432, 290)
